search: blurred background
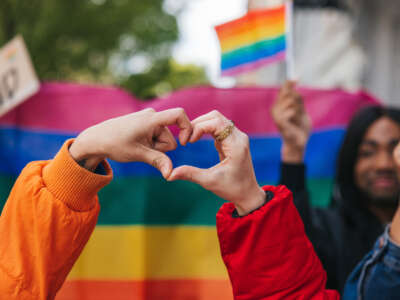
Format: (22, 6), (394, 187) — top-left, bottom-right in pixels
(1, 0), (398, 104)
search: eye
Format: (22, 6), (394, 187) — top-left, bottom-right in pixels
(359, 149), (374, 158)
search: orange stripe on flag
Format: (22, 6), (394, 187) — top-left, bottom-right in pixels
(57, 279), (233, 300)
(216, 15), (284, 40)
(215, 5), (285, 37)
(218, 22), (285, 53)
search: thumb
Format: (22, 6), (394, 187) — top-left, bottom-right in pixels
(141, 148), (173, 179)
(168, 165), (211, 187)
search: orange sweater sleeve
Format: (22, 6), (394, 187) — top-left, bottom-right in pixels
(0, 139), (113, 300)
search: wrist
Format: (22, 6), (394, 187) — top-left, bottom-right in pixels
(282, 143), (305, 163)
(235, 186), (266, 216)
(69, 138), (105, 171)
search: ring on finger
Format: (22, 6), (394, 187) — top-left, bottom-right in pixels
(215, 121), (235, 142)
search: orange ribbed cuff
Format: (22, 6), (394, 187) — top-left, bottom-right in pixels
(43, 139), (113, 211)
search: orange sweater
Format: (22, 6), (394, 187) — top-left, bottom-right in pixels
(0, 140), (112, 300)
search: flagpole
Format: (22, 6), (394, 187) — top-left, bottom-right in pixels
(285, 0), (296, 80)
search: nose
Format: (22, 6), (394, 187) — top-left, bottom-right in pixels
(375, 150), (395, 170)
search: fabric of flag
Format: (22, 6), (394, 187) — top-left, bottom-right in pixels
(215, 5), (287, 76)
(0, 82), (378, 300)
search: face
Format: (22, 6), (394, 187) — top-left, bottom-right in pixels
(354, 117), (400, 206)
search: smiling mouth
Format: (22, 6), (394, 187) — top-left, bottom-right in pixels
(372, 177), (397, 188)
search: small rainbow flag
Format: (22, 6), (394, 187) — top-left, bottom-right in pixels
(215, 4), (288, 76)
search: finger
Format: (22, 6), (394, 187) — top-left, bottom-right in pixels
(279, 81), (299, 102)
(274, 96), (298, 117)
(191, 110), (224, 125)
(279, 98), (298, 112)
(280, 108), (297, 123)
(154, 127), (177, 152)
(189, 118), (230, 143)
(168, 165), (214, 187)
(278, 80), (296, 98)
(296, 94), (306, 113)
(214, 140), (226, 161)
(154, 108), (192, 146)
(280, 91), (301, 107)
(139, 107), (155, 114)
(286, 80), (297, 89)
(140, 148), (173, 179)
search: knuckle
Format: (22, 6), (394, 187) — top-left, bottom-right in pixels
(174, 107), (185, 115)
(242, 133), (250, 146)
(151, 156), (163, 169)
(216, 118), (226, 128)
(144, 107), (155, 113)
(234, 132), (250, 154)
(211, 110), (221, 118)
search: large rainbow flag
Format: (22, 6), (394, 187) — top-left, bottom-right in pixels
(215, 4), (287, 76)
(0, 83), (377, 299)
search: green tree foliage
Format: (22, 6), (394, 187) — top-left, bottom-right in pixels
(120, 59), (208, 99)
(0, 0), (208, 99)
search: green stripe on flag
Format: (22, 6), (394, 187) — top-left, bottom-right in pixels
(306, 178), (334, 208)
(0, 175), (333, 225)
(0, 174), (16, 211)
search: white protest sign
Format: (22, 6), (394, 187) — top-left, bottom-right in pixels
(0, 35), (40, 117)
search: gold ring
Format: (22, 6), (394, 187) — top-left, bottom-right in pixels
(215, 121), (235, 142)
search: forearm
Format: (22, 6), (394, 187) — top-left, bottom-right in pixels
(0, 139), (112, 299)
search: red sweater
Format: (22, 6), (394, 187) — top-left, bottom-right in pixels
(0, 141), (339, 299)
(217, 185), (340, 300)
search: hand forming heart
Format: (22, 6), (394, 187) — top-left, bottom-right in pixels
(69, 108), (265, 215)
(168, 110), (265, 215)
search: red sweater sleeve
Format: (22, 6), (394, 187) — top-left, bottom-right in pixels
(0, 139), (112, 300)
(216, 185), (340, 300)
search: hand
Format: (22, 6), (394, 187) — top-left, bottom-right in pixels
(390, 142), (400, 245)
(69, 108), (192, 179)
(168, 110), (265, 216)
(271, 81), (311, 163)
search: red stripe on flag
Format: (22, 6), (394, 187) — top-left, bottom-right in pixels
(57, 279), (233, 300)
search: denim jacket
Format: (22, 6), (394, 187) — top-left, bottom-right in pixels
(343, 225), (400, 300)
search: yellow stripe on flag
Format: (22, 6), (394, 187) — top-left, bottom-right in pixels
(68, 226), (229, 280)
(220, 21), (285, 53)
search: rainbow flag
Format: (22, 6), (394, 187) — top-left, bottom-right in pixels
(215, 5), (287, 76)
(0, 83), (377, 300)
